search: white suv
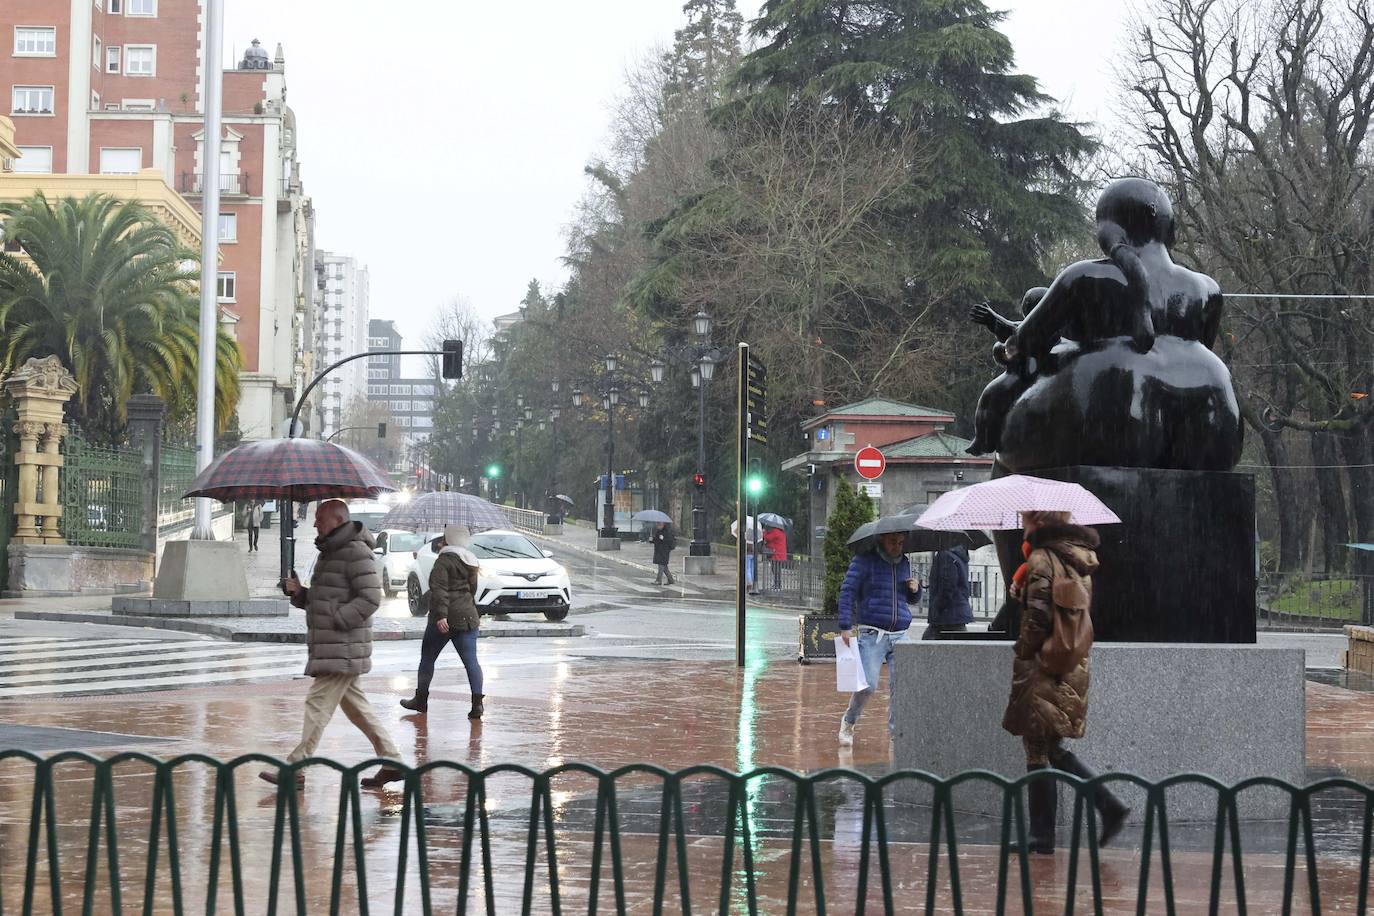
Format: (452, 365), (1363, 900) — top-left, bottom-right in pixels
(408, 529), (572, 622)
(372, 529), (430, 597)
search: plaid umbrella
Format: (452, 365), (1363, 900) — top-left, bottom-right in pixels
(914, 475), (1121, 531)
(183, 438), (394, 502)
(379, 491), (507, 532)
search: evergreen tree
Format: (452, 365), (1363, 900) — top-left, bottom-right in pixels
(822, 481), (875, 615)
(725, 0), (1096, 300)
(661, 0), (746, 113)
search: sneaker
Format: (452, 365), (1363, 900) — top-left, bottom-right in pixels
(838, 718), (855, 747)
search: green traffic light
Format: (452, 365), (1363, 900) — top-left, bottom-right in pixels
(746, 475), (765, 496)
(486, 464), (502, 478)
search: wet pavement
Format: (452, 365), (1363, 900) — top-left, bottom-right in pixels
(0, 523), (1366, 912)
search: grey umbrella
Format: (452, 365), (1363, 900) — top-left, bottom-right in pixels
(552, 494), (575, 506)
(632, 509), (673, 525)
(757, 512), (792, 530)
(847, 514), (991, 554)
(379, 491), (508, 533)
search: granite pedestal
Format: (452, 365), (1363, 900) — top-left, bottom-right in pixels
(891, 641), (1305, 822)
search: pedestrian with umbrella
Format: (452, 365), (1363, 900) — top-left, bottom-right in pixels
(836, 528), (923, 748)
(399, 523), (485, 720)
(634, 510), (677, 585)
(924, 541), (973, 639)
(760, 516), (789, 592)
(916, 476), (1130, 854)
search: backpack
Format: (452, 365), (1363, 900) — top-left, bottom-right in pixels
(1039, 553), (1094, 675)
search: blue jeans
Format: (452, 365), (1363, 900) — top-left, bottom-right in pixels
(842, 627), (910, 735)
(416, 618), (483, 696)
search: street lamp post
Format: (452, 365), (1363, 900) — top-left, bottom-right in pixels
(650, 310), (721, 574)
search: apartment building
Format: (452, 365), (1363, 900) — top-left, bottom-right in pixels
(314, 252), (369, 438)
(366, 319), (438, 460)
(1, 1), (316, 439)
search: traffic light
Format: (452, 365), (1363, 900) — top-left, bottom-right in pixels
(693, 472), (705, 489)
(746, 458), (765, 496)
(486, 464), (501, 478)
(441, 339), (463, 379)
(377, 422), (387, 438)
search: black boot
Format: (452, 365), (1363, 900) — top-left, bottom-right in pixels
(399, 690), (428, 713)
(1050, 748), (1129, 847)
(1009, 764), (1056, 855)
(468, 694), (484, 720)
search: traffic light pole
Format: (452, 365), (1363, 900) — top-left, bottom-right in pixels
(735, 342), (749, 668)
(691, 368), (710, 558)
(280, 346), (459, 587)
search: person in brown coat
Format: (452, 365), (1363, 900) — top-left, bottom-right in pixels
(1002, 510), (1128, 853)
(260, 500), (404, 790)
(400, 523), (485, 718)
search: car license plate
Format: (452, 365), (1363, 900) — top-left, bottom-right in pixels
(516, 590), (550, 600)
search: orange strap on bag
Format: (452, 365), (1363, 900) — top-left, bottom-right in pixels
(1039, 553), (1094, 675)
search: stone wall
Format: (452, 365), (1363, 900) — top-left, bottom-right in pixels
(5, 544), (152, 597)
(1345, 625), (1374, 675)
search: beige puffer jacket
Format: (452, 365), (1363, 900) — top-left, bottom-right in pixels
(291, 521), (382, 676)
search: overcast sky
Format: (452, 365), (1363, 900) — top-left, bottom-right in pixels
(223, 1), (1134, 352)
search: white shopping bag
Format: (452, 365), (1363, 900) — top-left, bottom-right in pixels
(834, 636), (869, 693)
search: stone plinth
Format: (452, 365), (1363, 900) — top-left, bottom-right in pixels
(4, 544), (152, 596)
(4, 355), (78, 545)
(892, 641), (1305, 822)
(545, 522), (564, 536)
(684, 555), (716, 575)
(596, 537), (621, 551)
(1345, 625), (1374, 675)
(153, 540), (250, 600)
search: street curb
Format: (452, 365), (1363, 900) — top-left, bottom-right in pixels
(13, 610), (585, 642)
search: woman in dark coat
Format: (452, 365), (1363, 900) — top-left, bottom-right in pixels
(1002, 510), (1128, 853)
(400, 524), (485, 719)
(651, 522), (676, 585)
(923, 543), (973, 638)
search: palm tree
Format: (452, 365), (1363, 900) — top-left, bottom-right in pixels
(0, 192), (242, 444)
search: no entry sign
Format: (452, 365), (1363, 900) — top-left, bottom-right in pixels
(854, 446), (886, 480)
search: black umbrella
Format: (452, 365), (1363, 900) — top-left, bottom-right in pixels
(847, 514), (991, 554)
(552, 494), (575, 506)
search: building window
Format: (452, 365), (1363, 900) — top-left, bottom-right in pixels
(98, 147), (141, 174)
(12, 86), (54, 115)
(92, 36), (101, 68)
(412, 384), (434, 396)
(367, 368), (387, 380)
(368, 384), (386, 396)
(389, 385), (411, 395)
(411, 400), (432, 413)
(109, 0), (122, 11)
(216, 272), (236, 302)
(90, 90), (100, 110)
(13, 146), (52, 173)
(390, 401), (410, 412)
(218, 212), (236, 241)
(396, 416), (412, 428)
(121, 99), (154, 111)
(106, 45), (120, 72)
(124, 45), (155, 76)
(126, 0), (156, 14)
(412, 416), (433, 429)
(14, 27), (57, 57)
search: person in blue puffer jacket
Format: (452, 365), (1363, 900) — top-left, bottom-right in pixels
(838, 531), (923, 746)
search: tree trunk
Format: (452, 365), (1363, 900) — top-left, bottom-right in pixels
(1340, 425), (1374, 582)
(1258, 425), (1305, 572)
(1311, 430), (1350, 573)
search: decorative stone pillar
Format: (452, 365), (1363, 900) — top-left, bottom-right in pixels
(4, 357), (78, 545)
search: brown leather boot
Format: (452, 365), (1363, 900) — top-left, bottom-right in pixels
(468, 694), (484, 720)
(258, 769), (305, 790)
(360, 766), (405, 788)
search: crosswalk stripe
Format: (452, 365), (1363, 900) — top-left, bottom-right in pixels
(0, 639), (215, 663)
(0, 638), (153, 656)
(0, 643), (304, 676)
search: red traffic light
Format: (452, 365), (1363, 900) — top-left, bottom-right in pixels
(693, 472), (705, 488)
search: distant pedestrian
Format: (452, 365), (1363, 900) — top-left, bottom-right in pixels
(651, 521), (677, 585)
(401, 524), (485, 719)
(837, 531), (922, 746)
(763, 524), (788, 591)
(260, 500), (403, 790)
(245, 502), (263, 552)
(1002, 510), (1128, 853)
(923, 544), (972, 639)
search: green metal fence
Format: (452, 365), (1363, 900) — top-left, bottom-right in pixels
(59, 428), (144, 549)
(2, 751), (1370, 915)
(157, 444), (198, 528)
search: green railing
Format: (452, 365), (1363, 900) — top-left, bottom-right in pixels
(157, 444), (198, 528)
(2, 751), (1370, 914)
(59, 428), (144, 549)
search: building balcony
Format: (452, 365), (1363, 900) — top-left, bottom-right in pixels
(179, 171), (251, 196)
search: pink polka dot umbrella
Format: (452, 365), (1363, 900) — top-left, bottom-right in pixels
(914, 475), (1122, 531)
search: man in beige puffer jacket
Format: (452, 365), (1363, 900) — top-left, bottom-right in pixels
(259, 500), (404, 789)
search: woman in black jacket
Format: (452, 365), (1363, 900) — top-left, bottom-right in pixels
(651, 522), (676, 585)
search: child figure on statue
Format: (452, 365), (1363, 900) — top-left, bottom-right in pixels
(967, 286), (1047, 456)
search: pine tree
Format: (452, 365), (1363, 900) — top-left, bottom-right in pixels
(725, 0), (1096, 300)
(661, 0), (746, 114)
(822, 481), (876, 615)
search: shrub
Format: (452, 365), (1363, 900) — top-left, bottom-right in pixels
(822, 481), (875, 614)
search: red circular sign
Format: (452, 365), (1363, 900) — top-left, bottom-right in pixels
(854, 446), (886, 480)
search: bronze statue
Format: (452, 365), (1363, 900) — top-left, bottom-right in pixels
(968, 178), (1242, 472)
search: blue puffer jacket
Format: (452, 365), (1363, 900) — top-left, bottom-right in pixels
(838, 552), (922, 632)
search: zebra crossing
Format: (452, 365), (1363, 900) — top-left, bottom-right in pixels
(0, 637), (413, 699)
(586, 574), (711, 597)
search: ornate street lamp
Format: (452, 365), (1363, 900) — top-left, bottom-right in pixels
(608, 387), (620, 406)
(693, 310), (712, 338)
(601, 394), (611, 411)
(699, 356), (717, 382)
(605, 354), (618, 373)
(638, 389), (650, 409)
(551, 378), (561, 394)
(572, 387), (584, 408)
(516, 394), (525, 409)
(523, 405), (533, 421)
(690, 365), (701, 390)
(649, 359), (667, 384)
